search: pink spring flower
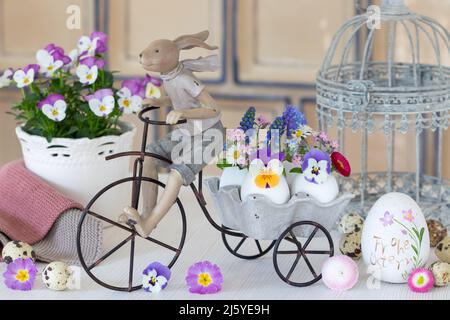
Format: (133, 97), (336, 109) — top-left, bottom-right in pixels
(408, 268), (434, 293)
(292, 154), (303, 166)
(255, 115), (270, 127)
(185, 261), (223, 294)
(3, 258), (38, 291)
(403, 209), (414, 222)
(318, 131), (329, 142)
(226, 128), (246, 142)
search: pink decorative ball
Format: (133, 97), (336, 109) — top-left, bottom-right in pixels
(321, 255), (359, 291)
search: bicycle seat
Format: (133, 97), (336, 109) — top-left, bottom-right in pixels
(138, 106), (187, 126)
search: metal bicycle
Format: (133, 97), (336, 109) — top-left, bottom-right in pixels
(76, 106), (338, 292)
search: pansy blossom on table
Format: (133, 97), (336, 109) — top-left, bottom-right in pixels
(142, 262), (171, 294)
(2, 31), (161, 142)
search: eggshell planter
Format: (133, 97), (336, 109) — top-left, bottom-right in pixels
(219, 166), (248, 189)
(16, 122), (136, 222)
(206, 177), (354, 240)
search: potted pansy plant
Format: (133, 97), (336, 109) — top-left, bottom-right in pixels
(0, 31), (162, 218)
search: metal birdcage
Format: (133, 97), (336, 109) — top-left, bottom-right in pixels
(316, 0), (450, 221)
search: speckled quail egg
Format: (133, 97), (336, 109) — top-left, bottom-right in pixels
(429, 261), (450, 287)
(1, 240), (36, 264)
(42, 261), (71, 291)
(338, 213), (364, 234)
(427, 219), (447, 247)
(339, 231), (362, 260)
(435, 236), (450, 263)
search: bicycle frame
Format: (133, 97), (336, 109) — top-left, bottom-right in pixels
(105, 108), (245, 238)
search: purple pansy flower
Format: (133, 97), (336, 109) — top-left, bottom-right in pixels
(142, 262), (171, 293)
(13, 64), (40, 88)
(85, 88), (115, 117)
(37, 93), (67, 122)
(301, 148), (331, 184)
(186, 261), (223, 294)
(3, 258), (38, 291)
(379, 211), (394, 227)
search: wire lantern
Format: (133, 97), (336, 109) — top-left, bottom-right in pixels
(316, 0), (449, 221)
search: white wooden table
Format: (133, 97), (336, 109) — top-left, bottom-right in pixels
(1, 177), (449, 300)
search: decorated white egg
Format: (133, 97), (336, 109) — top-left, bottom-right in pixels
(361, 193), (430, 283)
(291, 173), (339, 203)
(241, 159), (290, 204)
(1, 241), (36, 264)
(42, 261), (71, 291)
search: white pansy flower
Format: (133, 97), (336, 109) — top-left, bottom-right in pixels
(76, 64), (98, 85)
(42, 100), (67, 122)
(145, 82), (161, 99)
(117, 87), (143, 114)
(36, 50), (63, 77)
(88, 95), (115, 117)
(303, 158), (329, 184)
(0, 69), (13, 88)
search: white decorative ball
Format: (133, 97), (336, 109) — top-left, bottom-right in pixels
(361, 192), (430, 283)
(42, 261), (71, 291)
(1, 241), (36, 264)
(292, 173), (339, 203)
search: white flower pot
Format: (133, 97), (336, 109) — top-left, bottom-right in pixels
(219, 166), (248, 189)
(16, 122), (136, 222)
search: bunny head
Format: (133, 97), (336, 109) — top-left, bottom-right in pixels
(241, 158), (290, 204)
(140, 30), (218, 74)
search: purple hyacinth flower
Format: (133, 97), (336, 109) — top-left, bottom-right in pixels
(3, 258), (38, 291)
(186, 261), (223, 294)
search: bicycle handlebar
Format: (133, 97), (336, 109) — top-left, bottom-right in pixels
(138, 106), (187, 126)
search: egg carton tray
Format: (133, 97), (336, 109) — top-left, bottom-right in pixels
(205, 177), (354, 240)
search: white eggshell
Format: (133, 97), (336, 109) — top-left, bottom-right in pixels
(42, 261), (71, 291)
(1, 241), (36, 264)
(219, 167), (248, 189)
(361, 192), (430, 283)
(240, 160), (290, 205)
(283, 161), (296, 188)
(292, 174), (339, 203)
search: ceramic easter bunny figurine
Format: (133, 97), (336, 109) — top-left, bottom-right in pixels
(118, 30), (223, 237)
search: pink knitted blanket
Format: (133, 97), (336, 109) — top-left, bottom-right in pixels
(0, 160), (83, 244)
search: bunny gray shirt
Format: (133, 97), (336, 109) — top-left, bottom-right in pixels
(161, 63), (221, 135)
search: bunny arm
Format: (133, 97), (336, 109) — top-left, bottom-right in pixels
(166, 90), (220, 124)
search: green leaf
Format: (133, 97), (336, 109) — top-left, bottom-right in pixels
(411, 244), (418, 256)
(419, 227), (425, 243)
(216, 163), (233, 170)
(412, 227), (420, 240)
(289, 167), (302, 174)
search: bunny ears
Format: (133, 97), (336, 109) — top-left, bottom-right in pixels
(173, 30), (218, 51)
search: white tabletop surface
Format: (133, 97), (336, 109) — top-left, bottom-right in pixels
(0, 176), (449, 300)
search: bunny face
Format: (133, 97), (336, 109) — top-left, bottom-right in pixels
(139, 31), (218, 74)
(241, 159), (290, 204)
(140, 39), (180, 73)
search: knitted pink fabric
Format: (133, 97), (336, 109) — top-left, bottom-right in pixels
(0, 160), (83, 244)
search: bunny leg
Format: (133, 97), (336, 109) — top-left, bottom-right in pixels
(141, 158), (158, 219)
(139, 169), (183, 237)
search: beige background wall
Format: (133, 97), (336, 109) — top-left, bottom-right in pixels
(0, 0), (449, 178)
